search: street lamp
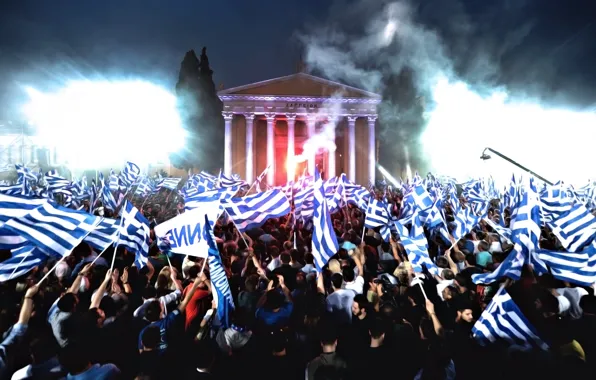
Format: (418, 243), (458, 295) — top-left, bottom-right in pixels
(480, 147), (553, 185)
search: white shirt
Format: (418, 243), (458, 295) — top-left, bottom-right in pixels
(326, 289), (356, 324)
(557, 287), (589, 320)
(267, 257), (281, 271)
(343, 276), (364, 294)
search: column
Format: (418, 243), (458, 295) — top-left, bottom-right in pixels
(266, 113), (276, 186)
(368, 116), (377, 184)
(347, 116), (357, 182)
(286, 113), (296, 183)
(244, 113), (255, 184)
(306, 114), (316, 176)
(29, 144), (35, 164)
(327, 117), (336, 178)
(222, 112), (234, 176)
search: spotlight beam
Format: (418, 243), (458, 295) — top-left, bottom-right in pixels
(480, 147), (553, 185)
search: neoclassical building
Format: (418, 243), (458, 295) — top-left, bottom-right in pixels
(218, 72), (381, 186)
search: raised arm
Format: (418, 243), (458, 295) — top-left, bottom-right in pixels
(68, 263), (92, 294)
(90, 269), (112, 309)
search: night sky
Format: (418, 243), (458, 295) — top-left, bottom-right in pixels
(1, 0), (595, 120)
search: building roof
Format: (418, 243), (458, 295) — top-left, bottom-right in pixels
(218, 72), (381, 100)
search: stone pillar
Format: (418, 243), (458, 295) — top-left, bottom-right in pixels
(306, 114), (316, 176)
(244, 113), (255, 184)
(223, 112), (234, 176)
(286, 113), (296, 183)
(368, 116), (377, 184)
(327, 117), (337, 179)
(347, 116), (357, 182)
(266, 113), (276, 186)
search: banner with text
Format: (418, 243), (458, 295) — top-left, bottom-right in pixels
(154, 201), (220, 257)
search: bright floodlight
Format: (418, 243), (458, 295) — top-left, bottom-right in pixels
(23, 80), (186, 169)
(422, 77), (596, 187)
(384, 20), (397, 43)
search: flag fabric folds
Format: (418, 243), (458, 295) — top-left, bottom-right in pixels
(3, 203), (101, 258)
(311, 168), (339, 271)
(472, 286), (548, 351)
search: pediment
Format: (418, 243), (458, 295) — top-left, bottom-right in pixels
(218, 73), (380, 99)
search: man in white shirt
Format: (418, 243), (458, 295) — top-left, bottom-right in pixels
(326, 273), (356, 325)
(342, 267), (364, 294)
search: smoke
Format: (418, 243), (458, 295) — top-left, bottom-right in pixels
(297, 0), (596, 184)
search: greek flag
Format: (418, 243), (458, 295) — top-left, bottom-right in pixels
(3, 203), (101, 258)
(44, 170), (69, 192)
(203, 214), (235, 328)
(311, 168), (338, 271)
(546, 202), (596, 252)
(117, 202), (150, 267)
(222, 189), (290, 232)
(135, 177), (155, 197)
(184, 187), (239, 212)
(219, 173), (245, 189)
(537, 240), (596, 286)
(394, 214), (440, 276)
(157, 178), (181, 191)
(0, 244), (48, 282)
(120, 161), (141, 187)
(472, 286), (548, 351)
(472, 179), (545, 284)
(101, 182), (118, 211)
(84, 218), (119, 252)
(0, 194), (48, 226)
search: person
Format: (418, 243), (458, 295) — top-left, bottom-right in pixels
(305, 324), (347, 380)
(255, 275), (293, 330)
(1, 285), (39, 379)
(138, 276), (203, 355)
(326, 274), (355, 325)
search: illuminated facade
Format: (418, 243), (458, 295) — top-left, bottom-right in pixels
(218, 72), (381, 186)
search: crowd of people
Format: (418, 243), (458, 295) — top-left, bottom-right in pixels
(0, 187), (595, 380)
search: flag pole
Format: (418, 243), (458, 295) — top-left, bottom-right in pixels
(8, 252), (32, 281)
(223, 209), (250, 248)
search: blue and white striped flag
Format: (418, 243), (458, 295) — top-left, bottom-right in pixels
(118, 202), (150, 267)
(222, 189), (291, 233)
(84, 218), (120, 252)
(184, 187), (238, 212)
(311, 168), (338, 271)
(157, 178), (181, 191)
(0, 194), (48, 226)
(119, 161), (141, 188)
(473, 286), (548, 351)
(0, 244), (48, 282)
(3, 203), (101, 258)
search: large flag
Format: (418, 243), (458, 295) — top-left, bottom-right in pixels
(311, 167), (338, 271)
(222, 189), (291, 233)
(472, 286), (548, 351)
(0, 194), (48, 226)
(154, 201), (221, 257)
(3, 203), (101, 258)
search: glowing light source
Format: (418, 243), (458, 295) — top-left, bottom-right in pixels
(383, 20), (397, 43)
(22, 80), (186, 169)
(422, 77), (596, 187)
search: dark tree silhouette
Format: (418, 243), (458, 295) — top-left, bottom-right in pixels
(171, 47), (223, 171)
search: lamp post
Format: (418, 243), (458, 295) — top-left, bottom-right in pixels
(480, 147), (553, 185)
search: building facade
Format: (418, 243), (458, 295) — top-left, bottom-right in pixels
(218, 72), (381, 186)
